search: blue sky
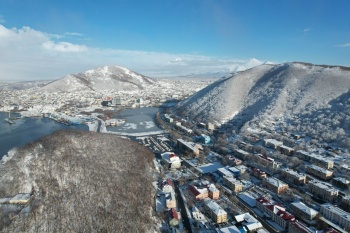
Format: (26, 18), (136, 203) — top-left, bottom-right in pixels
(0, 0), (349, 80)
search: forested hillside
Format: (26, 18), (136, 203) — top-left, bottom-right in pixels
(0, 130), (155, 232)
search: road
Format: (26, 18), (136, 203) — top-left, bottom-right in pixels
(174, 180), (192, 233)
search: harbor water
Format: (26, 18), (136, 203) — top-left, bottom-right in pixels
(0, 112), (88, 159)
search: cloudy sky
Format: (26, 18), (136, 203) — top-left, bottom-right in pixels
(0, 0), (349, 81)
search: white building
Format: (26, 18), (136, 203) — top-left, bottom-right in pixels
(321, 203), (350, 231)
(290, 201), (318, 221)
(234, 212), (263, 232)
(161, 152), (182, 169)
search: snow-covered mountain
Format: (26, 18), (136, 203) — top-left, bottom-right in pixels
(40, 65), (156, 92)
(175, 62), (350, 126)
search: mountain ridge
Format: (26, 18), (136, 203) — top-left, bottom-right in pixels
(175, 62), (350, 125)
(40, 65), (156, 92)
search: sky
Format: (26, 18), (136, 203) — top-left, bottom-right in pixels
(0, 0), (350, 81)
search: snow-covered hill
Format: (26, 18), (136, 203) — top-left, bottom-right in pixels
(40, 65), (156, 92)
(175, 62), (350, 126)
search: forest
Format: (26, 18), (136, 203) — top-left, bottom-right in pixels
(0, 130), (155, 233)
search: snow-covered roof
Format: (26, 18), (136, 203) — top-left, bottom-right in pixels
(204, 198), (227, 216)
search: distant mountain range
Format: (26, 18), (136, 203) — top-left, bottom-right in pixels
(40, 65), (156, 92)
(175, 62), (350, 127)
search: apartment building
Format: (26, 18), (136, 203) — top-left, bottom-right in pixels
(341, 196), (350, 211)
(208, 184), (220, 200)
(333, 177), (350, 190)
(320, 203), (350, 231)
(264, 139), (283, 149)
(280, 168), (306, 185)
(177, 139), (201, 157)
(263, 177), (289, 194)
(290, 201), (318, 221)
(256, 154), (281, 169)
(161, 152), (182, 169)
(296, 150), (334, 169)
(256, 197), (295, 230)
(204, 198), (228, 223)
(308, 180), (338, 202)
(306, 165), (333, 180)
(288, 221), (314, 233)
(233, 149), (250, 160)
(188, 185), (208, 200)
(251, 168), (267, 180)
(223, 176), (243, 193)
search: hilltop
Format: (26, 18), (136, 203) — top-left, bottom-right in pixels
(175, 62), (350, 148)
(40, 65), (156, 92)
(0, 130), (155, 232)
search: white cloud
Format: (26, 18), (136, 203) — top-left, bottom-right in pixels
(303, 28), (311, 33)
(0, 24), (263, 81)
(42, 41), (88, 52)
(65, 32), (84, 37)
(336, 43), (350, 47)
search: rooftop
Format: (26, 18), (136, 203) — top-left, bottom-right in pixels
(282, 168), (306, 178)
(264, 138), (283, 146)
(289, 221), (314, 233)
(204, 198), (227, 216)
(307, 164), (333, 175)
(309, 180), (338, 192)
(161, 152), (181, 163)
(321, 203), (350, 219)
(217, 167), (234, 177)
(334, 177), (350, 184)
(291, 201), (318, 216)
(265, 177), (287, 187)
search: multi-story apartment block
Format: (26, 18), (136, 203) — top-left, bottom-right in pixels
(188, 185), (208, 200)
(279, 145), (295, 156)
(251, 168), (267, 180)
(308, 180), (338, 202)
(333, 177), (350, 190)
(296, 150), (334, 169)
(233, 149), (250, 160)
(256, 154), (281, 169)
(177, 139), (201, 157)
(290, 201), (318, 221)
(204, 198), (228, 223)
(263, 177), (289, 194)
(288, 221), (314, 233)
(320, 203), (350, 231)
(217, 167), (234, 178)
(264, 139), (283, 149)
(341, 196), (350, 211)
(161, 152), (182, 169)
(280, 168), (306, 185)
(207, 184), (220, 200)
(256, 197), (295, 230)
(306, 165), (333, 180)
(189, 184), (220, 200)
(223, 176), (243, 193)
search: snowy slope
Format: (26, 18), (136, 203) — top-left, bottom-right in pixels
(40, 65), (156, 92)
(175, 62), (350, 125)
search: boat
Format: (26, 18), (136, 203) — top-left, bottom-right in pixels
(4, 111), (15, 124)
(4, 118), (15, 124)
